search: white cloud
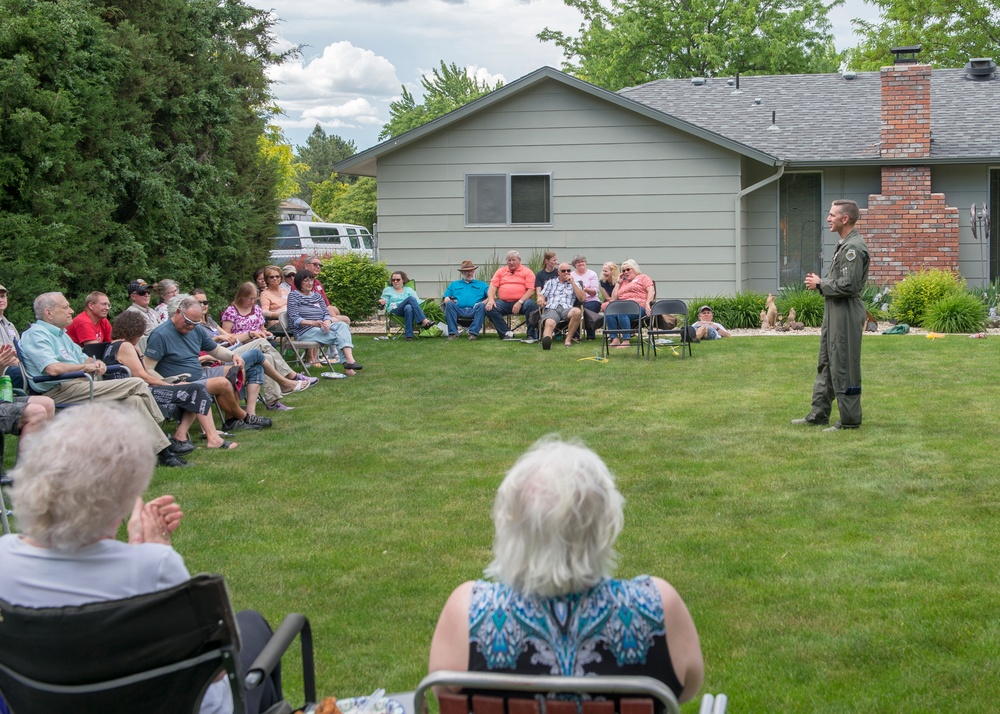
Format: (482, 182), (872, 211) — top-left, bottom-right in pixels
(268, 41), (399, 100)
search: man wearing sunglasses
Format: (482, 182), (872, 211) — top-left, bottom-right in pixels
(536, 263), (586, 350)
(18, 292), (191, 467)
(124, 279), (159, 349)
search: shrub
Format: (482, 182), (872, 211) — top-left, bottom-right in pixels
(686, 296), (723, 325)
(720, 291), (768, 329)
(777, 284), (825, 327)
(890, 269), (965, 327)
(860, 281), (892, 318)
(922, 293), (986, 333)
(319, 253), (390, 322)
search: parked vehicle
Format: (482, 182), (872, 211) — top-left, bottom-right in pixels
(269, 221), (375, 262)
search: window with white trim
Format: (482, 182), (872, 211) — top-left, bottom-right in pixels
(465, 173), (552, 226)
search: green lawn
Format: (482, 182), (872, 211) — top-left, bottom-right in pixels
(14, 333), (999, 711)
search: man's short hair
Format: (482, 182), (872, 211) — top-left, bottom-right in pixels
(505, 250), (520, 260)
(175, 296), (200, 315)
(85, 291), (107, 307)
(832, 199), (860, 224)
(33, 292), (63, 320)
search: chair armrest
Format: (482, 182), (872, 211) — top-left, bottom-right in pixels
(30, 370), (90, 383)
(245, 613), (316, 704)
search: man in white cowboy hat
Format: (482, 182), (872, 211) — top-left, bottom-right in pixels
(443, 260), (489, 340)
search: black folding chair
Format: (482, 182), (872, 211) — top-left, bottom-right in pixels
(646, 300), (693, 360)
(0, 573), (315, 714)
(601, 301), (644, 358)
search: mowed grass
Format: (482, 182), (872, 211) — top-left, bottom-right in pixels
(11, 332), (998, 711)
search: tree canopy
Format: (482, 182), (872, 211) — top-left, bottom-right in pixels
(845, 0), (1000, 70)
(311, 176), (377, 231)
(0, 0), (287, 325)
(538, 0), (842, 91)
(379, 61), (503, 141)
(293, 124), (358, 204)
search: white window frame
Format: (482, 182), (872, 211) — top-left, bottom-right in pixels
(465, 173), (553, 227)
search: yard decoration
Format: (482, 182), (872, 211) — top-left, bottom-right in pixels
(765, 293), (778, 329)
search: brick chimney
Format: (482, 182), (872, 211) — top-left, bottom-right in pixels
(880, 63), (931, 159)
(862, 62), (959, 284)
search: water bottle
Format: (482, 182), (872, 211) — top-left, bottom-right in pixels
(0, 375), (12, 403)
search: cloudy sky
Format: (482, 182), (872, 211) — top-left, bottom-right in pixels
(246, 0), (880, 154)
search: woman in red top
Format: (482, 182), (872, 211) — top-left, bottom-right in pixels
(605, 259), (654, 347)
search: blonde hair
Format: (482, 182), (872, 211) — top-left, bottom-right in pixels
(10, 404), (157, 550)
(621, 259), (641, 275)
(485, 436), (624, 598)
(602, 262), (620, 285)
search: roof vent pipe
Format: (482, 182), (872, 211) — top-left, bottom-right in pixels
(691, 77), (706, 86)
(732, 72), (742, 94)
(842, 70), (857, 80)
(965, 58), (996, 80)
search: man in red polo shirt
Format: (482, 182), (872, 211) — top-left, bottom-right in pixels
(66, 291), (113, 346)
(485, 250), (538, 340)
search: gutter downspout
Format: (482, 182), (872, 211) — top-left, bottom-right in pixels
(733, 164), (784, 291)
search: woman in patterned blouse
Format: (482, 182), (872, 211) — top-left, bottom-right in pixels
(428, 437), (703, 704)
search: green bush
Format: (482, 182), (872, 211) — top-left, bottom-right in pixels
(890, 269), (965, 327)
(319, 253), (390, 322)
(777, 284), (825, 327)
(861, 281), (891, 318)
(922, 292), (986, 333)
(721, 291), (768, 329)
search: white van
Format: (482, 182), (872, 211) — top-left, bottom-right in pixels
(269, 221), (375, 262)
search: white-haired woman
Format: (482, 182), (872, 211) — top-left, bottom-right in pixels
(605, 258), (654, 347)
(0, 403), (283, 714)
(428, 437), (703, 705)
(152, 279), (180, 324)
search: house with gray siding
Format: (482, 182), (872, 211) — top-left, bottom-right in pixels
(335, 59), (1000, 299)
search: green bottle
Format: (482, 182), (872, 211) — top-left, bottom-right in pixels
(0, 375), (11, 403)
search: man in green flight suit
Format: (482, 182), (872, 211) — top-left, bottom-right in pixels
(792, 199), (870, 431)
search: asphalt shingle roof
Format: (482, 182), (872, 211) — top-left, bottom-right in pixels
(618, 67), (1000, 164)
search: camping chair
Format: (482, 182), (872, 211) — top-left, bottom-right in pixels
(14, 336), (128, 405)
(414, 670), (727, 714)
(278, 311), (338, 373)
(646, 300), (693, 360)
(0, 436), (10, 535)
(0, 573), (316, 714)
(601, 301), (645, 359)
(384, 280), (438, 339)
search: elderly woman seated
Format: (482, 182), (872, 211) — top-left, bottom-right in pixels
(0, 403), (282, 713)
(428, 437), (703, 705)
(286, 269), (363, 375)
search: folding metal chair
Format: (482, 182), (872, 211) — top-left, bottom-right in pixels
(0, 573), (316, 714)
(601, 301), (645, 358)
(278, 311), (338, 373)
(646, 299), (693, 360)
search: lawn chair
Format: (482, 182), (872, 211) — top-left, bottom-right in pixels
(14, 336), (128, 405)
(646, 300), (693, 360)
(601, 301), (645, 359)
(0, 436), (10, 535)
(0, 573), (316, 714)
(414, 670), (726, 714)
(278, 311), (339, 373)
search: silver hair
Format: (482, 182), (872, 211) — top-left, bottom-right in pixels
(175, 295), (200, 315)
(621, 259), (641, 274)
(505, 250), (520, 260)
(485, 436), (624, 598)
(10, 403), (157, 551)
(33, 292), (64, 320)
(167, 293), (193, 315)
(572, 255), (587, 265)
(154, 279), (179, 300)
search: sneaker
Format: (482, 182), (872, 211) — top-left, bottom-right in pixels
(791, 417), (828, 426)
(295, 374), (320, 386)
(524, 338), (538, 345)
(502, 331), (515, 340)
(244, 413), (272, 428)
(266, 401), (295, 411)
(468, 334), (479, 341)
(541, 336), (552, 350)
(168, 436), (195, 456)
(222, 418), (263, 431)
(447, 334), (458, 340)
(158, 449), (193, 468)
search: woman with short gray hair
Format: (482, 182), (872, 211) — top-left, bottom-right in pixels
(428, 437), (704, 704)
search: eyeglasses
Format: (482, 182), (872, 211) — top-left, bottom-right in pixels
(559, 269), (572, 273)
(266, 275), (281, 280)
(181, 314), (200, 326)
(621, 268), (633, 273)
(197, 300), (209, 306)
(308, 262), (322, 267)
(391, 278), (402, 282)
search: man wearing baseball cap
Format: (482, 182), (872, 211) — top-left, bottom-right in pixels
(692, 305), (730, 340)
(124, 279), (158, 346)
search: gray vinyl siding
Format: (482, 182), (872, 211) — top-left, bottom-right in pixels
(376, 81), (743, 299)
(932, 164), (992, 286)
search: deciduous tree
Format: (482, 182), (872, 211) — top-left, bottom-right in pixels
(379, 61), (502, 140)
(845, 0), (1000, 70)
(293, 124), (357, 204)
(311, 177), (377, 231)
(538, 0), (842, 92)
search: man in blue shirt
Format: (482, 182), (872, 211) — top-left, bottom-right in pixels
(443, 260), (489, 340)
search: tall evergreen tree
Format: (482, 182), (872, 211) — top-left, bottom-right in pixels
(0, 0), (287, 324)
(293, 124), (357, 205)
